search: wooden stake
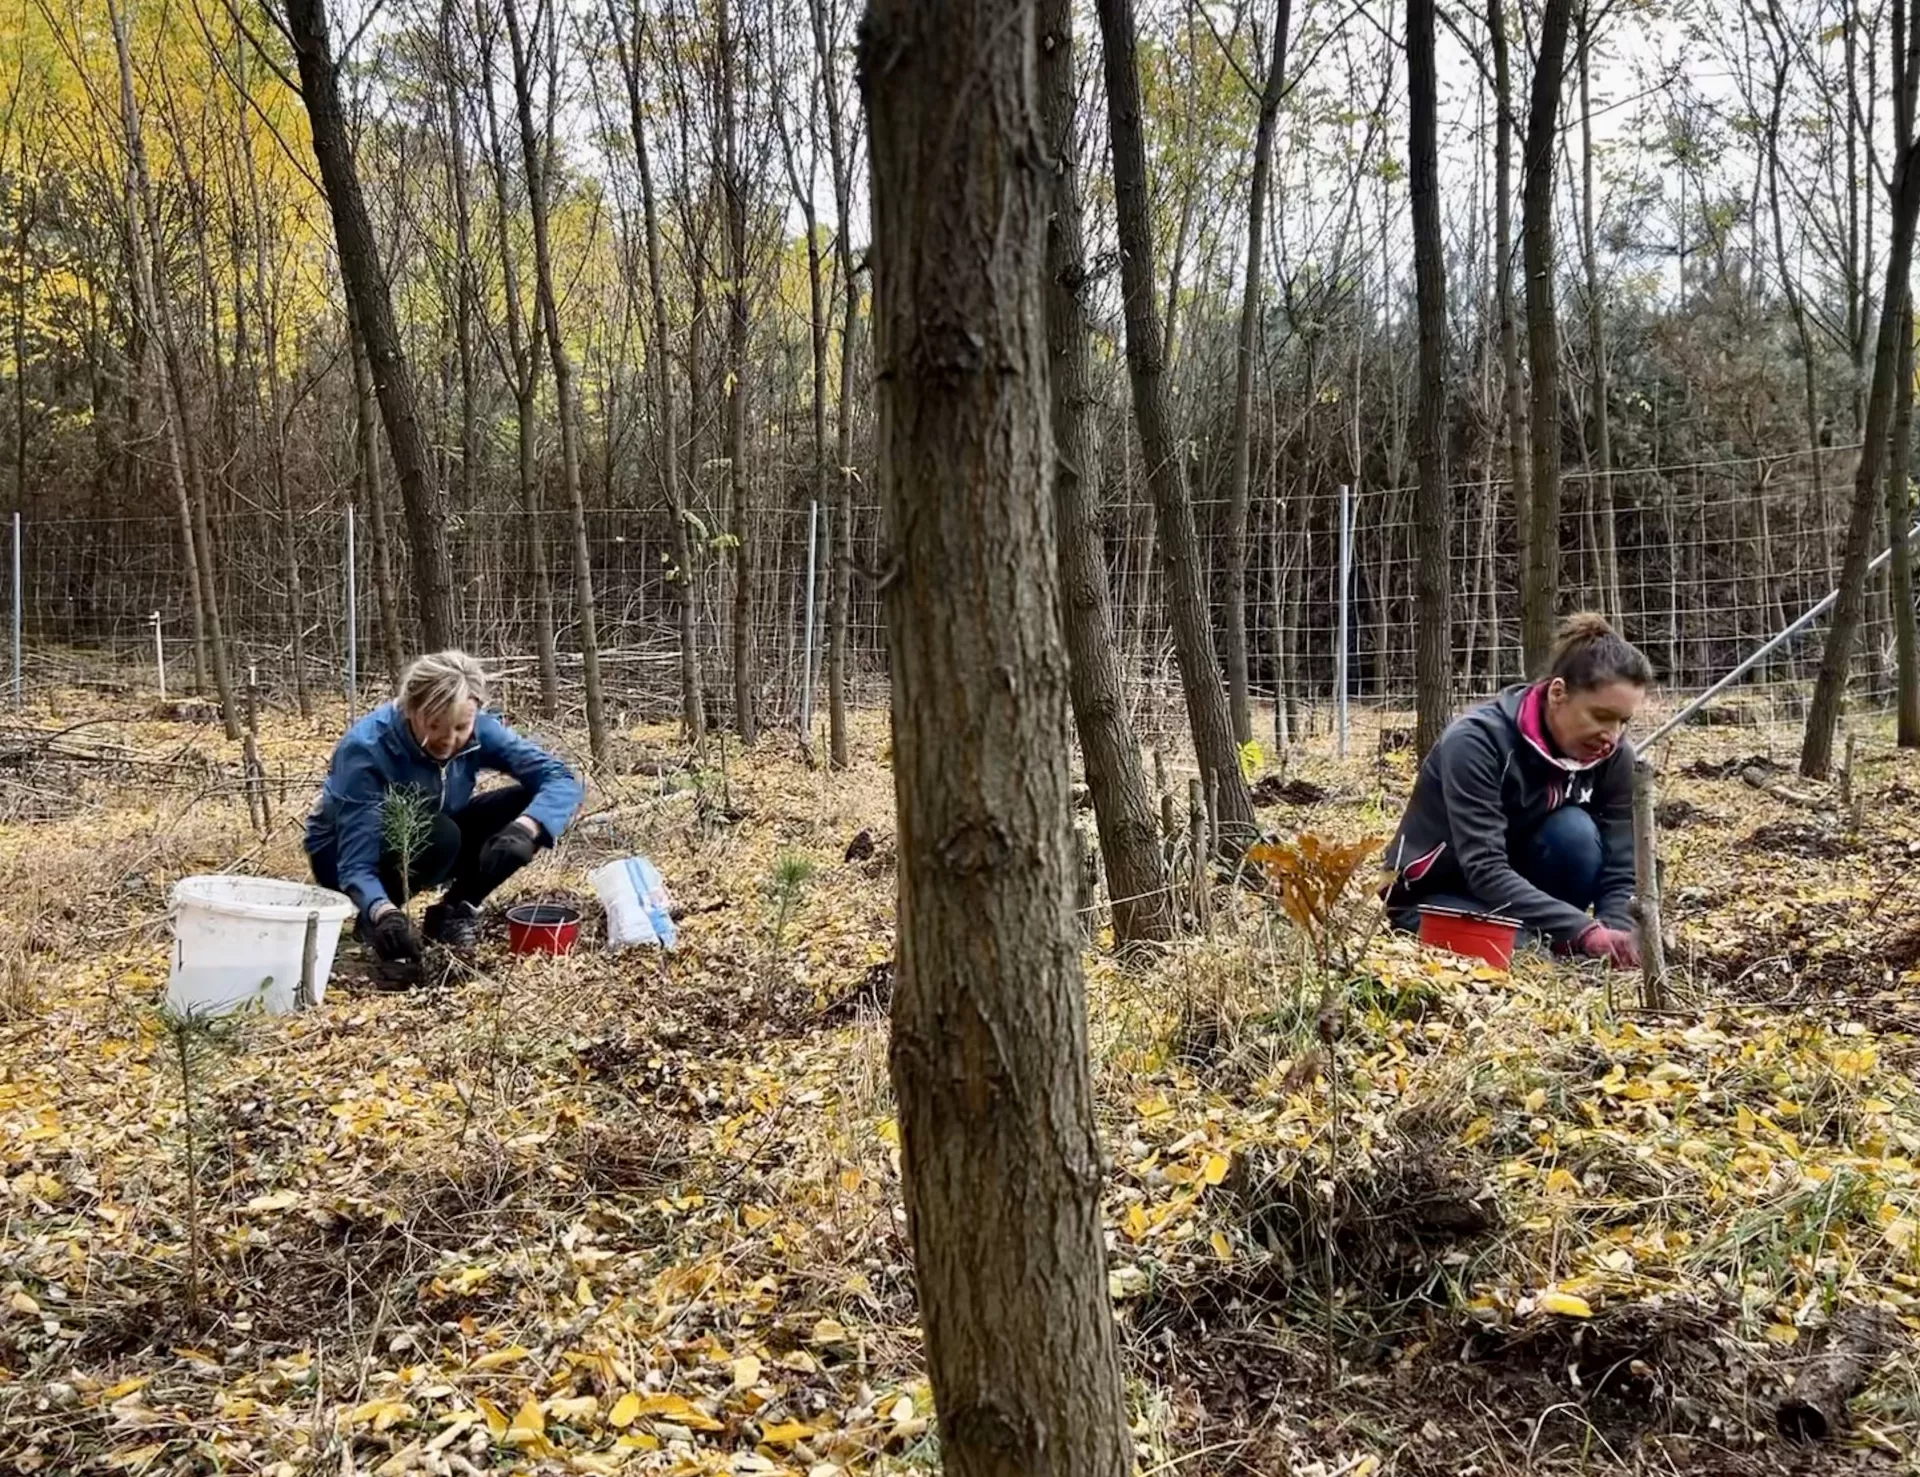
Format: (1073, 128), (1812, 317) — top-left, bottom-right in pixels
(296, 909), (319, 1011)
(1188, 777), (1210, 932)
(1630, 754), (1669, 1009)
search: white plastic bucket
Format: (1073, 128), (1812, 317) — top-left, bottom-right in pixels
(166, 876), (356, 1018)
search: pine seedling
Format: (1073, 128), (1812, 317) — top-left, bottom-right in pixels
(154, 1003), (244, 1324)
(380, 785), (438, 910)
(769, 851), (815, 955)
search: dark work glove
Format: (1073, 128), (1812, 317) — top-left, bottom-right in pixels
(369, 908), (423, 962)
(1579, 923), (1640, 970)
(477, 823), (539, 885)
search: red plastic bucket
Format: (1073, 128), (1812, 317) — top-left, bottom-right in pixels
(1417, 905), (1521, 969)
(505, 902), (582, 956)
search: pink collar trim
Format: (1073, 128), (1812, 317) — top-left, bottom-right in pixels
(1519, 682), (1612, 772)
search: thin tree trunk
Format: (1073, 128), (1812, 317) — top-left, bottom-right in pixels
(718, 0), (756, 746)
(1096, 0), (1257, 855)
(1410, 0), (1450, 756)
(812, 0), (857, 769)
(613, 0), (704, 746)
(286, 0), (456, 650)
(110, 0), (239, 740)
(1890, 304), (1919, 744)
(1039, 0), (1172, 944)
(441, 0), (480, 514)
(1490, 0), (1531, 663)
(1803, 0), (1920, 776)
(858, 0), (1133, 1468)
(1576, 7), (1618, 625)
(477, 11), (560, 714)
(347, 293), (405, 686)
(504, 0), (607, 764)
(1520, 0), (1574, 669)
(1224, 0), (1293, 746)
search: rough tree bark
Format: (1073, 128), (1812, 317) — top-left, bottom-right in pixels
(286, 0), (456, 650)
(1520, 0), (1574, 671)
(1803, 0), (1920, 777)
(1224, 0), (1292, 746)
(1410, 0), (1451, 757)
(1095, 0), (1258, 855)
(1889, 300), (1919, 746)
(613, 0), (705, 747)
(857, 0), (1134, 1470)
(109, 0), (239, 740)
(1039, 0), (1173, 943)
(504, 0), (608, 765)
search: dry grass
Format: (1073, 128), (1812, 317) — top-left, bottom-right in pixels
(0, 685), (1917, 1475)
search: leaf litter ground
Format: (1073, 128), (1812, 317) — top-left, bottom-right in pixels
(2, 696), (1920, 1475)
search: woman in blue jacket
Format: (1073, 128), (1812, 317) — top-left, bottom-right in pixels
(306, 651), (584, 961)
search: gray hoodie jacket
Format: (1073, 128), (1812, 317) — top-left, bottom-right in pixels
(1384, 683), (1635, 946)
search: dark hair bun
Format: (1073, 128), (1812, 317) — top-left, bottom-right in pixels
(1546, 610), (1653, 689)
(1556, 611), (1615, 645)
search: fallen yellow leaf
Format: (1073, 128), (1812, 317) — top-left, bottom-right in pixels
(1765, 1323), (1799, 1345)
(732, 1354), (762, 1391)
(1538, 1291), (1593, 1319)
(1210, 1230), (1233, 1261)
(474, 1396), (509, 1436)
(761, 1419), (816, 1444)
(243, 1189), (300, 1213)
(609, 1390), (642, 1428)
(1202, 1154), (1230, 1186)
(9, 1291), (39, 1316)
(468, 1344), (530, 1372)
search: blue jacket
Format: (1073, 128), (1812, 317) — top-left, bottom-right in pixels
(305, 702), (584, 919)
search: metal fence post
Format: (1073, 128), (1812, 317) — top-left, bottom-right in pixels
(345, 506), (359, 718)
(1335, 482), (1350, 758)
(799, 500), (819, 735)
(152, 612), (166, 700)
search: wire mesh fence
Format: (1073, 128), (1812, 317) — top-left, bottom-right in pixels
(11, 443), (1902, 744)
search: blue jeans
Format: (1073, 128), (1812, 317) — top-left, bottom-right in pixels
(1393, 805), (1603, 934)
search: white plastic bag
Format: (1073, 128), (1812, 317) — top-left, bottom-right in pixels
(590, 855), (678, 950)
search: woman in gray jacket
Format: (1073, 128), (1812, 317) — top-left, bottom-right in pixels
(1385, 613), (1653, 967)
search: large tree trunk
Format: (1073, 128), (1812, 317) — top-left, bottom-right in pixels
(286, 0), (456, 650)
(1520, 0), (1574, 671)
(1095, 0), (1257, 855)
(1803, 0), (1920, 777)
(1889, 299), (1919, 746)
(1039, 0), (1172, 944)
(504, 0), (608, 764)
(613, 0), (704, 747)
(1410, 0), (1450, 757)
(858, 1), (1132, 1471)
(1490, 0), (1530, 674)
(1223, 0), (1293, 746)
(110, 0), (239, 741)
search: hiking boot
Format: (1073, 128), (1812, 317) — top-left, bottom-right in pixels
(424, 899), (482, 950)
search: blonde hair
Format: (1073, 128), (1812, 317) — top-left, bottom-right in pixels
(398, 650), (489, 718)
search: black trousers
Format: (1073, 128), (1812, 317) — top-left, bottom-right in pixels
(314, 784), (536, 910)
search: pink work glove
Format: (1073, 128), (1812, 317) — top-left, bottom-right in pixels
(1579, 923), (1640, 969)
